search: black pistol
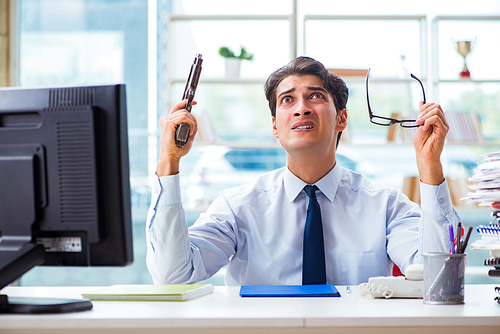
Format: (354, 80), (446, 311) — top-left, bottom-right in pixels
(175, 54), (203, 147)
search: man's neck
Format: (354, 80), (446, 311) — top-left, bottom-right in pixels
(287, 150), (336, 184)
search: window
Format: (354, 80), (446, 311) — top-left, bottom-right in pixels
(12, 0), (500, 286)
(17, 0), (151, 286)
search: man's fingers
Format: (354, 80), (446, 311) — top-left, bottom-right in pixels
(169, 99), (197, 115)
(416, 103), (448, 130)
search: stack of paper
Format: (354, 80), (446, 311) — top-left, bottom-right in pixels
(461, 151), (500, 207)
(463, 151), (500, 252)
(462, 151), (500, 292)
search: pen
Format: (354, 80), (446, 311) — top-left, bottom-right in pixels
(456, 222), (462, 254)
(448, 224), (455, 254)
(460, 225), (473, 254)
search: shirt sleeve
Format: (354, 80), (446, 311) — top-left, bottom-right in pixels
(145, 174), (235, 284)
(418, 179), (461, 255)
(146, 174), (191, 284)
(387, 179), (461, 275)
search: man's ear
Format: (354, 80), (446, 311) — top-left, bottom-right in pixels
(272, 116), (279, 139)
(336, 109), (348, 131)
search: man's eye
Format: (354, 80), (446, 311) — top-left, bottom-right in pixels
(281, 96), (292, 104)
(311, 93), (324, 99)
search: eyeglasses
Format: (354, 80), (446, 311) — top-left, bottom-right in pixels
(366, 68), (425, 128)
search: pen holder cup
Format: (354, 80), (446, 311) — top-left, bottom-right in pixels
(422, 252), (466, 305)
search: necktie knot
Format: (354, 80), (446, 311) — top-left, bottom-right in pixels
(304, 185), (318, 199)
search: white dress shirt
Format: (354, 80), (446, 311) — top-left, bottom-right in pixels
(146, 164), (460, 286)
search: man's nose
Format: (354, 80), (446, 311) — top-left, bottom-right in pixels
(293, 99), (313, 117)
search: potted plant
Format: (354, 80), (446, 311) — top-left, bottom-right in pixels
(218, 46), (254, 78)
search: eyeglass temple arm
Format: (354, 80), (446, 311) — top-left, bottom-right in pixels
(367, 69), (423, 126)
(366, 69), (372, 116)
(367, 70), (399, 124)
(410, 73), (426, 104)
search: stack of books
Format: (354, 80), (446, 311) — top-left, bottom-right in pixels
(461, 151), (500, 301)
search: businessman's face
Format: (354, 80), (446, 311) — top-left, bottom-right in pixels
(272, 74), (346, 156)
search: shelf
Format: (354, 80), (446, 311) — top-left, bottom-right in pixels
(170, 77), (500, 85)
(169, 77), (428, 85)
(433, 15), (500, 22)
(169, 78), (267, 84)
(169, 14), (293, 21)
(344, 77), (428, 83)
(304, 14), (427, 21)
(435, 79), (500, 84)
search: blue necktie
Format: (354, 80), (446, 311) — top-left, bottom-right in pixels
(302, 185), (326, 285)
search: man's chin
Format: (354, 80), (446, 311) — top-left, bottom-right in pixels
(280, 140), (318, 153)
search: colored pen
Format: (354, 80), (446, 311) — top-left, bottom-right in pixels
(456, 222), (462, 254)
(448, 224), (455, 254)
(460, 225), (473, 254)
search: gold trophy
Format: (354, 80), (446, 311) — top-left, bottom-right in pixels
(454, 40), (474, 78)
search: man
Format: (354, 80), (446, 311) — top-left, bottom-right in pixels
(146, 56), (461, 286)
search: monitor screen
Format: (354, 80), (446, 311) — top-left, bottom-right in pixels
(0, 84), (133, 293)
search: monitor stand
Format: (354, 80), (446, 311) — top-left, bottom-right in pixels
(0, 295), (93, 314)
(0, 243), (93, 314)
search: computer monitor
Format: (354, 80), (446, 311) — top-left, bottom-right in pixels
(0, 84), (133, 313)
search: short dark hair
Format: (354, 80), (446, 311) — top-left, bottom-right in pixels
(264, 56), (349, 118)
(264, 56), (349, 147)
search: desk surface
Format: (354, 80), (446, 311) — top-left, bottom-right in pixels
(1, 284), (500, 334)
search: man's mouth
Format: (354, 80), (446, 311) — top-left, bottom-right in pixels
(294, 125), (313, 130)
(292, 122), (314, 130)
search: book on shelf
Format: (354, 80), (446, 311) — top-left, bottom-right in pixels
(401, 111), (485, 145)
(445, 111), (484, 144)
(82, 284), (214, 301)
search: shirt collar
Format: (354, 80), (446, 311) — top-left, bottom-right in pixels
(284, 163), (341, 203)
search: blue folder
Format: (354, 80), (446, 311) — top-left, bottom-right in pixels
(239, 284), (340, 297)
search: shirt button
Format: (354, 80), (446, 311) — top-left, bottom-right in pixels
(439, 198), (444, 204)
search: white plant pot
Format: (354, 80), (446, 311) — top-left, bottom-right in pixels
(224, 58), (241, 78)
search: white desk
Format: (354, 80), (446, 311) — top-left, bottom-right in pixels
(1, 285), (499, 334)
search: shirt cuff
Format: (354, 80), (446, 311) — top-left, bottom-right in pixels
(153, 173), (182, 207)
(419, 179), (453, 216)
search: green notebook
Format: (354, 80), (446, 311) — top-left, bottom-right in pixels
(82, 284), (214, 301)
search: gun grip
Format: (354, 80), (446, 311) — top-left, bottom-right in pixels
(175, 123), (190, 147)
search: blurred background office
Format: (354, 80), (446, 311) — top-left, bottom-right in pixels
(1, 0), (499, 286)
